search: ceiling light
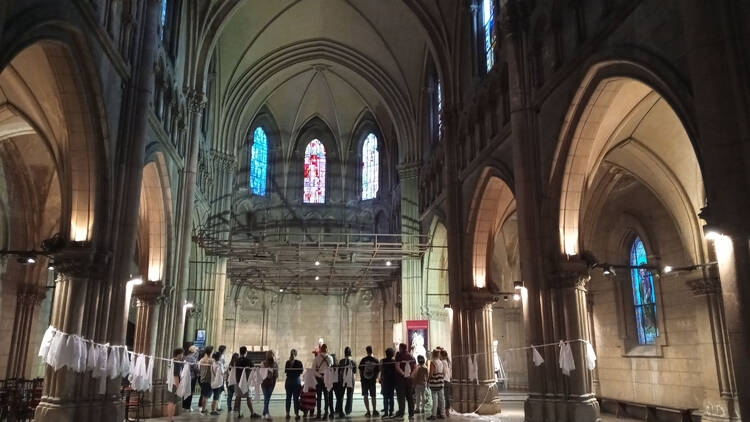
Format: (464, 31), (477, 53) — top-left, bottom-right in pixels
(184, 301), (193, 309)
(512, 293), (521, 301)
(705, 231), (723, 241)
(443, 304), (451, 309)
(513, 281), (523, 290)
(48, 263), (55, 270)
(315, 276), (320, 281)
(26, 256), (36, 264)
(663, 265), (673, 274)
(279, 288), (284, 292)
(386, 261), (392, 267)
(315, 261), (320, 266)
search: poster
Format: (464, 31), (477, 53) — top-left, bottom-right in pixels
(194, 329), (206, 349)
(406, 320), (429, 360)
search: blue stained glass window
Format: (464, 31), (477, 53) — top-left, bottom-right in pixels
(362, 133), (379, 200)
(437, 81), (443, 138)
(250, 127), (268, 196)
(483, 0), (496, 71)
(303, 139), (326, 204)
(160, 0), (167, 40)
(630, 237), (658, 344)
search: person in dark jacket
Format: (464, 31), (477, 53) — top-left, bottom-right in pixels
(335, 347), (357, 417)
(285, 349), (304, 419)
(183, 345), (199, 411)
(359, 345), (380, 417)
(379, 348), (396, 418)
(394, 343), (416, 418)
(235, 346), (261, 419)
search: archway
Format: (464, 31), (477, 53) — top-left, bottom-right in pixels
(423, 218), (450, 352)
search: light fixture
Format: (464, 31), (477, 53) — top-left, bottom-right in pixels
(315, 276), (320, 281)
(129, 277), (143, 286)
(443, 304), (451, 309)
(279, 288), (284, 292)
(513, 281), (523, 290)
(602, 265), (616, 276)
(503, 295), (509, 301)
(26, 256), (36, 264)
(386, 261), (392, 267)
(315, 261), (320, 266)
(512, 293), (521, 301)
(705, 231), (723, 241)
(48, 263), (55, 270)
(184, 301), (194, 309)
(663, 265), (673, 274)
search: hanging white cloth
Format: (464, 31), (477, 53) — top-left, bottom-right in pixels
(343, 366), (354, 388)
(166, 360), (175, 393)
(129, 354), (147, 391)
(45, 331), (64, 370)
(531, 346), (544, 367)
(251, 368), (264, 400)
(107, 346), (120, 379)
(403, 360), (411, 377)
(558, 341), (575, 376)
(119, 346), (131, 378)
(86, 341), (98, 371)
(467, 355), (479, 384)
(494, 351), (508, 381)
(60, 334), (78, 371)
(302, 368), (317, 392)
(38, 326), (55, 359)
(177, 361), (193, 398)
(227, 366), (237, 387)
(93, 344), (109, 394)
(585, 341), (597, 370)
(237, 368), (249, 395)
(323, 367), (336, 392)
(211, 361), (224, 389)
(145, 356), (154, 391)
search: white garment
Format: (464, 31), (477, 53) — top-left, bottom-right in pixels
(227, 366), (237, 387)
(93, 343), (109, 394)
(302, 368), (317, 392)
(166, 360), (175, 393)
(585, 341), (597, 370)
(120, 346), (130, 378)
(211, 361), (224, 389)
(323, 367), (336, 392)
(86, 342), (98, 371)
(313, 353), (331, 378)
(107, 347), (120, 379)
(145, 356), (154, 391)
(38, 326), (55, 359)
(494, 352), (507, 381)
(558, 341), (575, 376)
(343, 366), (354, 388)
(129, 354), (147, 391)
(238, 368), (249, 395)
(442, 359), (452, 382)
(177, 361), (193, 398)
(46, 331), (65, 370)
(467, 355), (479, 384)
(531, 346), (544, 367)
(403, 360), (411, 377)
(251, 368), (264, 399)
(60, 334), (77, 371)
(76, 337), (88, 373)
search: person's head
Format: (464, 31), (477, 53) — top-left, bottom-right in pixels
(188, 345), (198, 354)
(229, 352), (239, 367)
(205, 345), (214, 356)
(199, 350), (207, 359)
(266, 350), (275, 362)
(344, 346), (351, 357)
(239, 346), (248, 356)
(440, 349), (449, 360)
(219, 345), (227, 354)
(289, 349), (297, 361)
(399, 343), (407, 353)
(365, 345), (373, 356)
(417, 355), (425, 365)
(320, 344), (328, 353)
(212, 351), (221, 361)
(173, 348), (184, 360)
(385, 348), (394, 359)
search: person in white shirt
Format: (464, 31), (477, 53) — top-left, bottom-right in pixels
(439, 349), (452, 416)
(313, 343), (334, 418)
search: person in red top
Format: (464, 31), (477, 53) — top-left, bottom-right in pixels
(394, 343), (416, 418)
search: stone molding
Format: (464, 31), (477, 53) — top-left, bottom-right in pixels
(185, 89), (207, 113)
(133, 280), (164, 304)
(17, 285), (46, 305)
(52, 245), (109, 280)
(555, 260), (591, 290)
(686, 276), (722, 296)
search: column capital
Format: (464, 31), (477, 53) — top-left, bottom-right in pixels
(686, 276), (722, 296)
(17, 285), (46, 305)
(185, 88), (207, 114)
(555, 259), (591, 290)
(133, 280), (164, 304)
(52, 245), (110, 280)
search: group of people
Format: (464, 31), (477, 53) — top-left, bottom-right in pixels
(162, 342), (453, 422)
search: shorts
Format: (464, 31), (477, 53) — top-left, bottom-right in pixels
(166, 390), (181, 404)
(361, 379), (377, 397)
(213, 387), (223, 400)
(201, 381), (213, 398)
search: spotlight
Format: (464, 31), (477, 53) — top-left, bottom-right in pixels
(48, 263), (55, 270)
(513, 293), (521, 301)
(279, 288), (284, 292)
(602, 266), (616, 276)
(513, 281), (523, 290)
(503, 295), (509, 301)
(315, 276), (320, 281)
(26, 256), (36, 264)
(663, 265), (673, 274)
(386, 261), (392, 267)
(315, 261), (320, 266)
(705, 231), (723, 241)
(184, 301), (194, 309)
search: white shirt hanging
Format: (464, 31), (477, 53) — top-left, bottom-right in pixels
(585, 341), (597, 370)
(467, 355), (479, 384)
(494, 352), (508, 381)
(227, 366), (237, 387)
(129, 354), (147, 391)
(145, 356), (154, 391)
(120, 346), (131, 378)
(324, 367), (336, 392)
(177, 361), (193, 398)
(343, 366), (354, 388)
(238, 368), (249, 395)
(403, 360), (411, 377)
(531, 346), (544, 367)
(211, 361), (224, 389)
(302, 368), (317, 392)
(107, 346), (120, 379)
(86, 341), (98, 371)
(558, 341), (575, 376)
(167, 360), (175, 393)
(45, 331), (63, 370)
(38, 326), (55, 359)
(60, 334), (77, 371)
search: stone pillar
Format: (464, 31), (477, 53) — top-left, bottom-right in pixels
(686, 274), (740, 421)
(398, 163), (422, 322)
(450, 293), (500, 414)
(35, 246), (123, 422)
(131, 281), (163, 418)
(6, 284), (45, 378)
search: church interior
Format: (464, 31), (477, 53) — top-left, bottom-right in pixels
(0, 1), (748, 421)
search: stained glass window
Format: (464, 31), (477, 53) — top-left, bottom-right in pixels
(160, 0), (167, 40)
(249, 127), (268, 196)
(483, 0), (496, 71)
(303, 139), (326, 204)
(630, 237), (658, 344)
(362, 133), (379, 200)
(437, 81), (443, 139)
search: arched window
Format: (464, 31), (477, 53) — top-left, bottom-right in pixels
(629, 237), (658, 344)
(483, 0), (496, 71)
(362, 133), (379, 200)
(436, 80), (443, 138)
(160, 0), (168, 40)
(249, 127), (268, 196)
(303, 139), (326, 203)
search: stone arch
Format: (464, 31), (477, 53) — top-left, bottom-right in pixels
(551, 62), (705, 261)
(137, 154), (172, 282)
(423, 217), (450, 352)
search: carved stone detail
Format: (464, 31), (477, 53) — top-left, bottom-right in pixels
(687, 277), (722, 296)
(17, 285), (46, 305)
(186, 89), (207, 113)
(52, 246), (109, 280)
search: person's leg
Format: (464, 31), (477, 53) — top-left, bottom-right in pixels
(406, 383), (414, 417)
(395, 380), (405, 415)
(167, 402), (175, 422)
(316, 379), (324, 417)
(334, 384), (343, 414)
(443, 382), (451, 416)
(293, 384), (301, 416)
(345, 387), (353, 414)
(228, 386), (235, 412)
(437, 389), (445, 418)
(286, 384), (293, 416)
(371, 389), (379, 416)
(262, 385), (271, 416)
(363, 382), (371, 415)
(236, 392), (242, 414)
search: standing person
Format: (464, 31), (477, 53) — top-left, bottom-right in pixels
(236, 346), (261, 419)
(285, 349), (303, 419)
(166, 348), (184, 422)
(394, 343), (416, 418)
(262, 350), (279, 420)
(210, 351), (225, 415)
(226, 353), (239, 414)
(198, 346), (215, 414)
(427, 350), (445, 420)
(379, 348), (396, 419)
(183, 345), (199, 411)
(218, 345), (228, 412)
(439, 350), (452, 417)
(313, 344), (334, 419)
(335, 347), (356, 417)
(359, 346), (380, 417)
(411, 355), (428, 414)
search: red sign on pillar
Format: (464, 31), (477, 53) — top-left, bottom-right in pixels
(406, 320), (429, 360)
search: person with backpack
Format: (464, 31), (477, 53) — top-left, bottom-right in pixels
(359, 346), (380, 417)
(379, 348), (396, 419)
(335, 347), (357, 417)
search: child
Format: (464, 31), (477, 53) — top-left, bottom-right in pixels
(411, 355), (429, 414)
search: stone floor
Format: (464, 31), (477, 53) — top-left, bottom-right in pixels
(146, 391), (639, 422)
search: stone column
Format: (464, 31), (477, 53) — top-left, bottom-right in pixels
(131, 281), (163, 418)
(398, 163), (422, 322)
(686, 274), (740, 421)
(6, 284), (46, 378)
(450, 293), (500, 414)
(35, 246), (123, 422)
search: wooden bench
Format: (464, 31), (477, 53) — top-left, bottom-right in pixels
(598, 397), (697, 422)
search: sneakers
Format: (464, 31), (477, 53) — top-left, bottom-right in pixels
(210, 411), (220, 416)
(365, 412), (371, 417)
(251, 413), (262, 419)
(373, 411), (380, 417)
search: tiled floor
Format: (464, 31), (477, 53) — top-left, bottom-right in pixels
(146, 391), (639, 422)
